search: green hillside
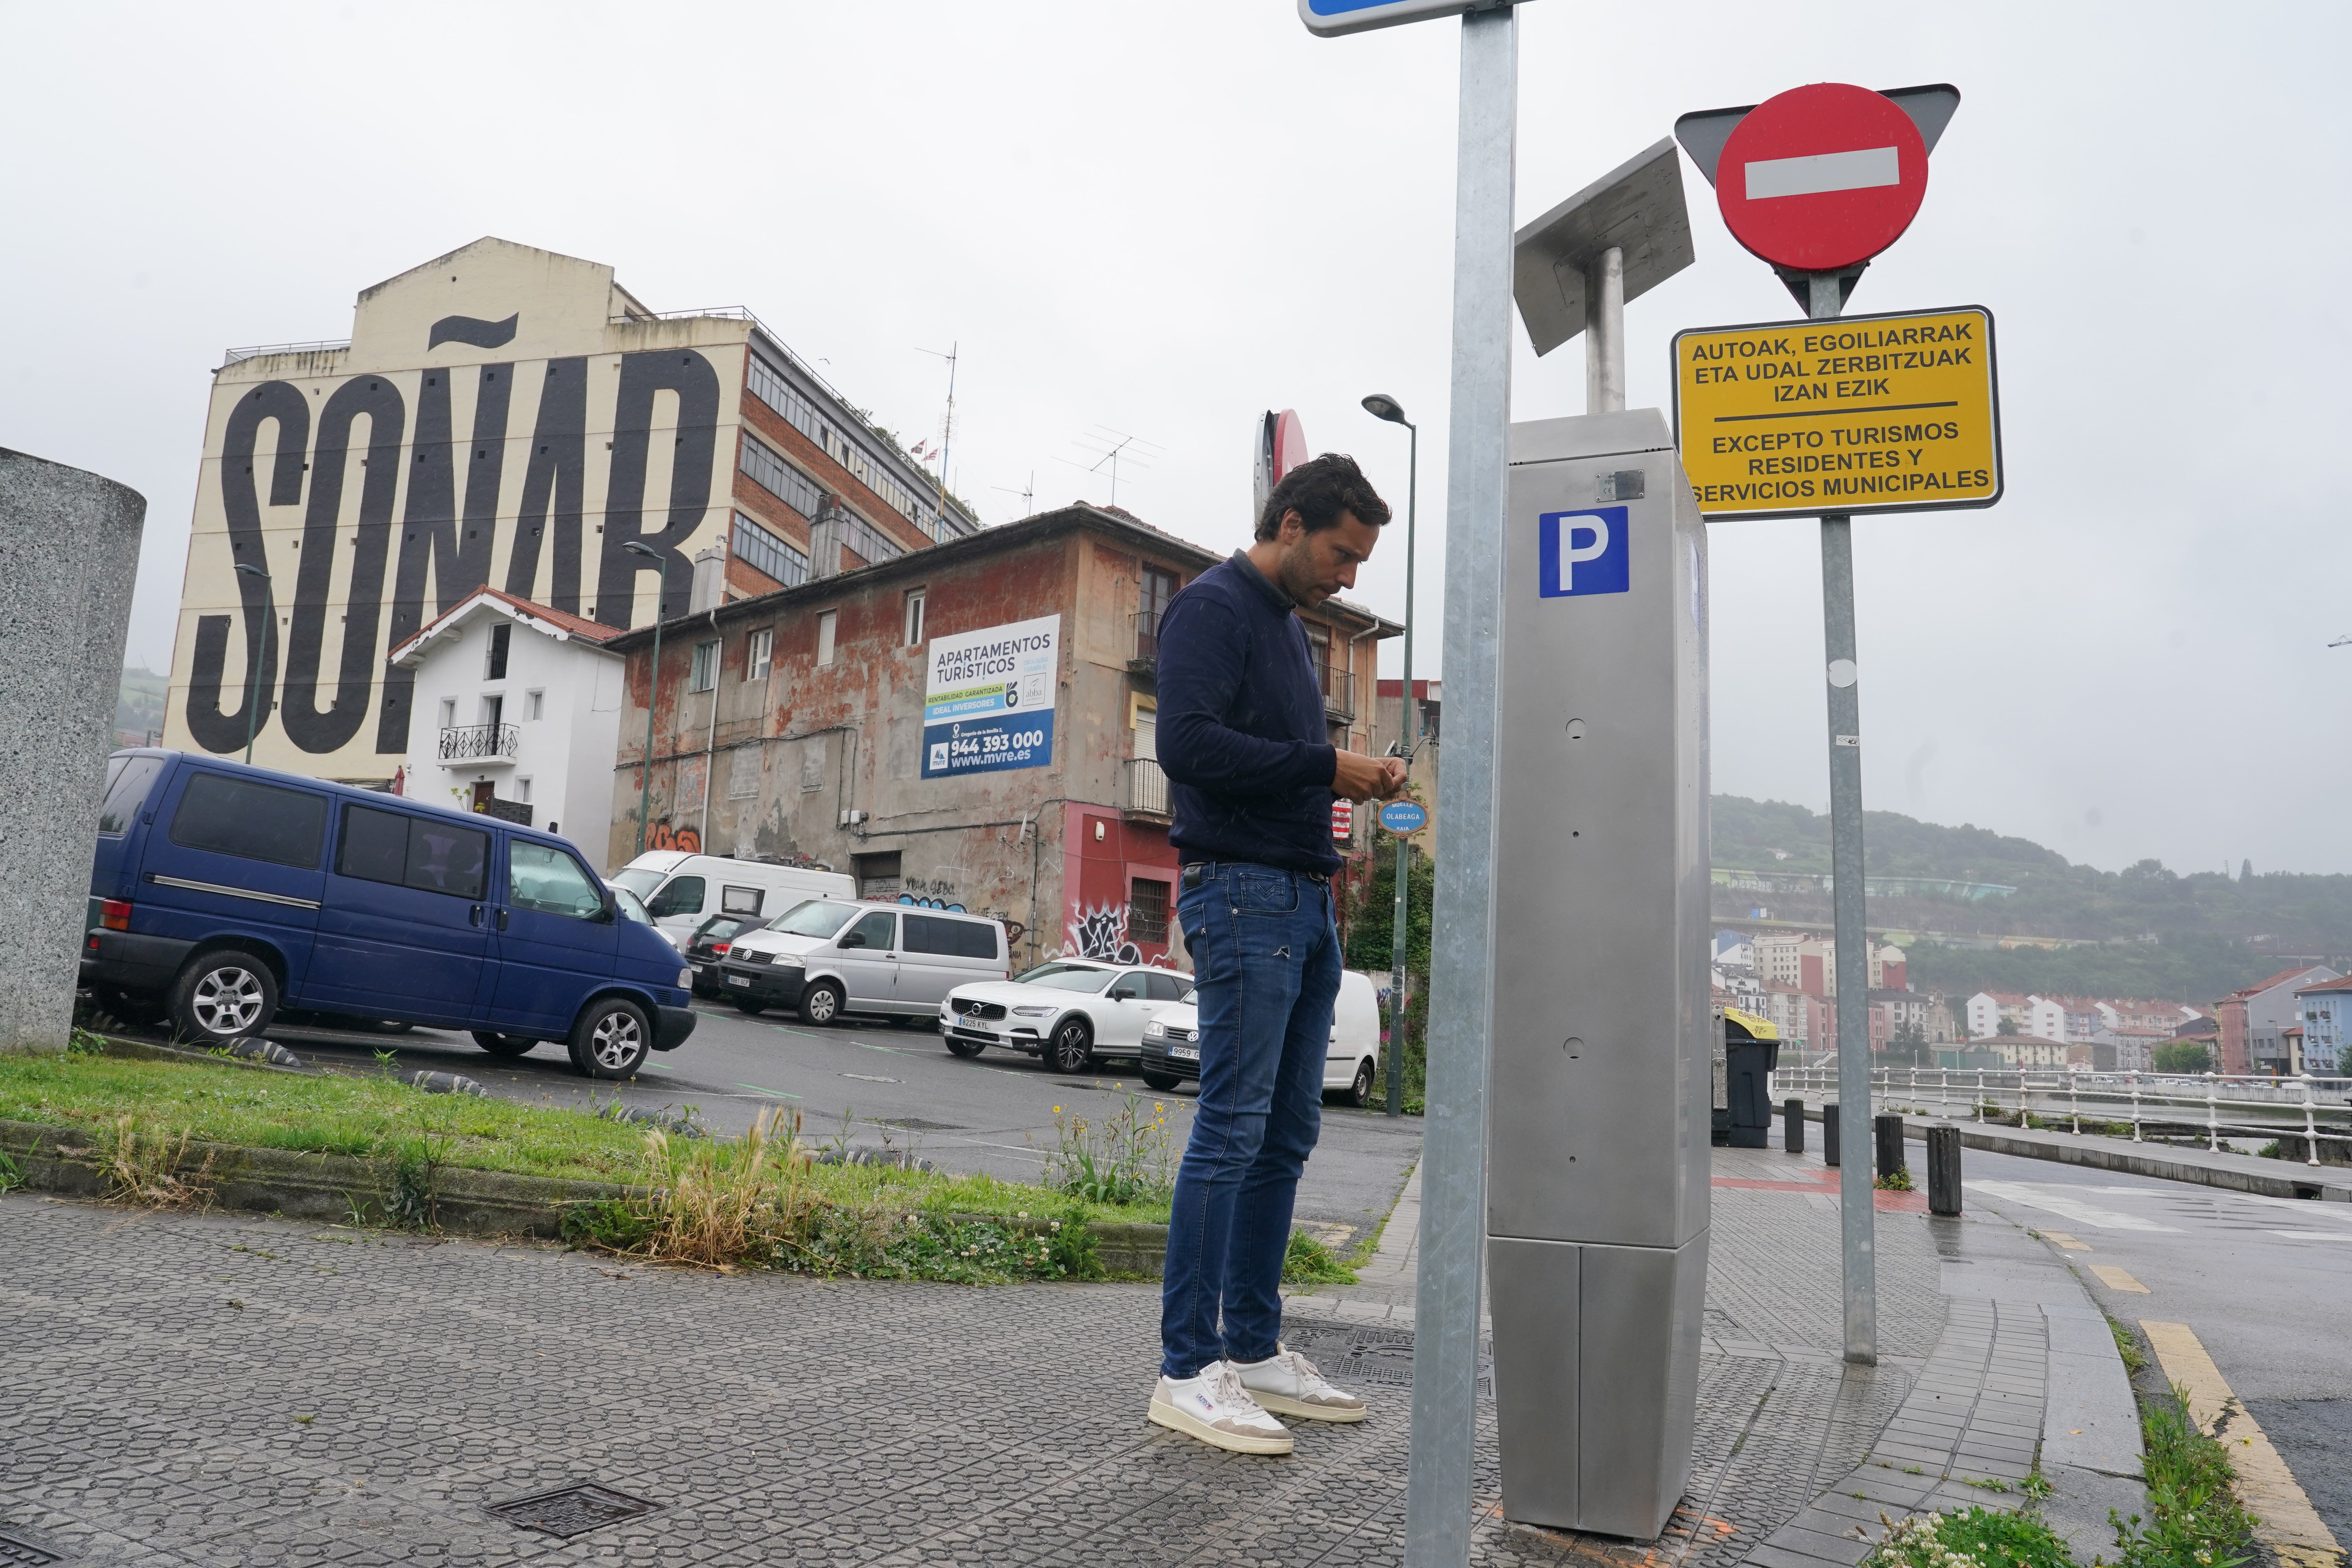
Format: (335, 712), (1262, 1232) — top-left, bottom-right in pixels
(1713, 794), (2352, 1003)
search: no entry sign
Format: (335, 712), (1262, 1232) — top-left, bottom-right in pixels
(1715, 83), (1928, 273)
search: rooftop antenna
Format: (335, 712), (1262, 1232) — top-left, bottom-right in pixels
(916, 342), (958, 522)
(2330, 634), (2351, 648)
(1056, 427), (1161, 508)
(991, 472), (1036, 519)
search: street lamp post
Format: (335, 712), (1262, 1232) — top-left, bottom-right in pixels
(622, 541), (674, 858)
(233, 562), (271, 765)
(1363, 393), (1419, 1119)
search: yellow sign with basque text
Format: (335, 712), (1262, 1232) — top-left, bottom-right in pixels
(1673, 305), (2001, 519)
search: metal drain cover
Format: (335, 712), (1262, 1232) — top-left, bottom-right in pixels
(0, 1532), (64, 1566)
(877, 1118), (964, 1131)
(1278, 1318), (1423, 1389)
(487, 1483), (658, 1538)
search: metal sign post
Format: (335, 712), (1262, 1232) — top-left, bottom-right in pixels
(1409, 9), (1514, 1564)
(1306, 6), (1534, 1557)
(1673, 81), (1977, 1369)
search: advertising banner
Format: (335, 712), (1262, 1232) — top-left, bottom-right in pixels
(921, 614), (1059, 779)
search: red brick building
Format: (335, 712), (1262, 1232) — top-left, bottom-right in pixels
(605, 503), (1398, 970)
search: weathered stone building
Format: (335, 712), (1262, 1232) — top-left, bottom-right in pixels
(604, 503), (1399, 970)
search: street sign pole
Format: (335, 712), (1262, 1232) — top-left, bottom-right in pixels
(1407, 7), (1515, 1564)
(1808, 270), (1876, 1367)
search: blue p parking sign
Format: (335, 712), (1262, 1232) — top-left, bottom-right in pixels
(1299, 0), (1541, 36)
(1538, 507), (1630, 598)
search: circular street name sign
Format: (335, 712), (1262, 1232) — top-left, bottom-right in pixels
(1379, 800), (1428, 834)
(1715, 83), (1928, 274)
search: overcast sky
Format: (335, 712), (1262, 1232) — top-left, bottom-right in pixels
(6, 2), (2347, 876)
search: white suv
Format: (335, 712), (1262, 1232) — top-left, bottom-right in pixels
(940, 960), (1194, 1074)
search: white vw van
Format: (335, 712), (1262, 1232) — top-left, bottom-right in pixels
(717, 900), (1010, 1025)
(609, 852), (854, 939)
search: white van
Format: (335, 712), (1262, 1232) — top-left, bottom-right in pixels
(609, 852), (855, 939)
(1138, 970), (1386, 1106)
(715, 899), (1010, 1025)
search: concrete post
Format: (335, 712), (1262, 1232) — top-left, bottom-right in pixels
(0, 448), (147, 1053)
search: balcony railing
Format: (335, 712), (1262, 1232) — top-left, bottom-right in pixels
(438, 722), (520, 762)
(1318, 666), (1355, 720)
(1129, 608), (1164, 676)
(1125, 757), (1170, 817)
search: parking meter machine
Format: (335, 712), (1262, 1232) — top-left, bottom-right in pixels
(1487, 409), (1711, 1538)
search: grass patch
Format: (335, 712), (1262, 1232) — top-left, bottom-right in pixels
(0, 1051), (1169, 1249)
(0, 1049), (650, 1181)
(1280, 1229), (1357, 1286)
(1875, 1167), (1915, 1192)
(2111, 1383), (2259, 1568)
(1870, 1505), (2075, 1568)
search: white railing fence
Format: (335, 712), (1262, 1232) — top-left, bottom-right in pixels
(1769, 1064), (2352, 1169)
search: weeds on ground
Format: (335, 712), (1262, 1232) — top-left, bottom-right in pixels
(387, 1113), (451, 1229)
(1045, 1091), (1182, 1207)
(0, 1148), (21, 1194)
(89, 1114), (214, 1207)
(1281, 1229), (1357, 1286)
(2110, 1383), (2259, 1568)
(67, 1027), (109, 1057)
(2255, 1142), (2282, 1160)
(1869, 1505), (2075, 1568)
(563, 1107), (1103, 1282)
(1876, 1168), (1916, 1192)
(2107, 1317), (2149, 1376)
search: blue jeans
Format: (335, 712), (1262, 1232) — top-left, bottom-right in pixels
(1160, 862), (1340, 1379)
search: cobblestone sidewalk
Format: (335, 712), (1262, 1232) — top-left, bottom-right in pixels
(0, 1140), (2131, 1566)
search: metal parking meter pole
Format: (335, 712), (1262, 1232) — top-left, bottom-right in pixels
(1387, 415), (1418, 1121)
(1812, 270), (1876, 1367)
(1406, 9), (1515, 1564)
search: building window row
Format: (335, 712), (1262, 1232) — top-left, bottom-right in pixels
(732, 510), (809, 588)
(740, 432), (826, 519)
(746, 349), (972, 543)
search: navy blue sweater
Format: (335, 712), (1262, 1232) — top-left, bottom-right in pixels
(1157, 551), (1340, 875)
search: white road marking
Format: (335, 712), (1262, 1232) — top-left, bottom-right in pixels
(841, 1073), (901, 1084)
(1970, 1181), (2182, 1232)
(2267, 1229), (2352, 1241)
(1744, 145), (1900, 200)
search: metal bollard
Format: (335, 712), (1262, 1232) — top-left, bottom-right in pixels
(1784, 1097), (1805, 1154)
(1874, 1112), (1906, 1182)
(1927, 1123), (1962, 1215)
(1824, 1102), (1840, 1167)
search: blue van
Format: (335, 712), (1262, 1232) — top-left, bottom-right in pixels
(80, 750), (694, 1078)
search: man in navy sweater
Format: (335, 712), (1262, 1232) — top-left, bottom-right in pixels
(1146, 453), (1407, 1455)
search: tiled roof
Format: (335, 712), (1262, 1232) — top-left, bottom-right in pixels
(387, 586), (621, 663)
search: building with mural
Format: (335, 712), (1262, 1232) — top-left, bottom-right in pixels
(605, 503), (1398, 969)
(161, 236), (974, 782)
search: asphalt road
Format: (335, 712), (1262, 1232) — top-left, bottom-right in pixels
(237, 1000), (1424, 1244)
(1960, 1145), (2352, 1543)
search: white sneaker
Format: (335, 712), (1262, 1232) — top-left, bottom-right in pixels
(1231, 1343), (1368, 1423)
(1149, 1361), (1295, 1455)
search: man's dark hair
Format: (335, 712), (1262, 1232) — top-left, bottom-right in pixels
(1254, 452), (1392, 541)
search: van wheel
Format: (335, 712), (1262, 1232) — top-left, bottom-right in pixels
(799, 981), (844, 1027)
(1341, 1058), (1376, 1109)
(472, 1031), (537, 1059)
(1043, 1018), (1093, 1074)
(568, 998), (650, 1078)
(1141, 1069), (1184, 1092)
(732, 998), (766, 1016)
(169, 951), (279, 1045)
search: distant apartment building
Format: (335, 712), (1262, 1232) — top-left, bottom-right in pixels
(1966, 991), (2026, 1039)
(2217, 965), (2343, 1074)
(2294, 980), (2352, 1074)
(2098, 998), (2204, 1036)
(1784, 936), (1906, 997)
(1991, 1034), (2069, 1071)
(161, 236), (976, 786)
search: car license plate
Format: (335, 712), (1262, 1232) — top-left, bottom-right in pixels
(1171, 1045), (1199, 1062)
(727, 975), (750, 987)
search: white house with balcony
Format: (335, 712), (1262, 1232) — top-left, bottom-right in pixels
(388, 588), (624, 862)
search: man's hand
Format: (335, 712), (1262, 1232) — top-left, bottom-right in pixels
(1332, 751), (1409, 803)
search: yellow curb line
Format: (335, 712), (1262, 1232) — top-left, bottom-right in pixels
(2089, 1264), (2148, 1293)
(2140, 1320), (2347, 1568)
(2040, 1229), (2092, 1252)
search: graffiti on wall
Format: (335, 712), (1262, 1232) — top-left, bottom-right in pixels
(646, 822), (702, 853)
(1065, 902), (1142, 966)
